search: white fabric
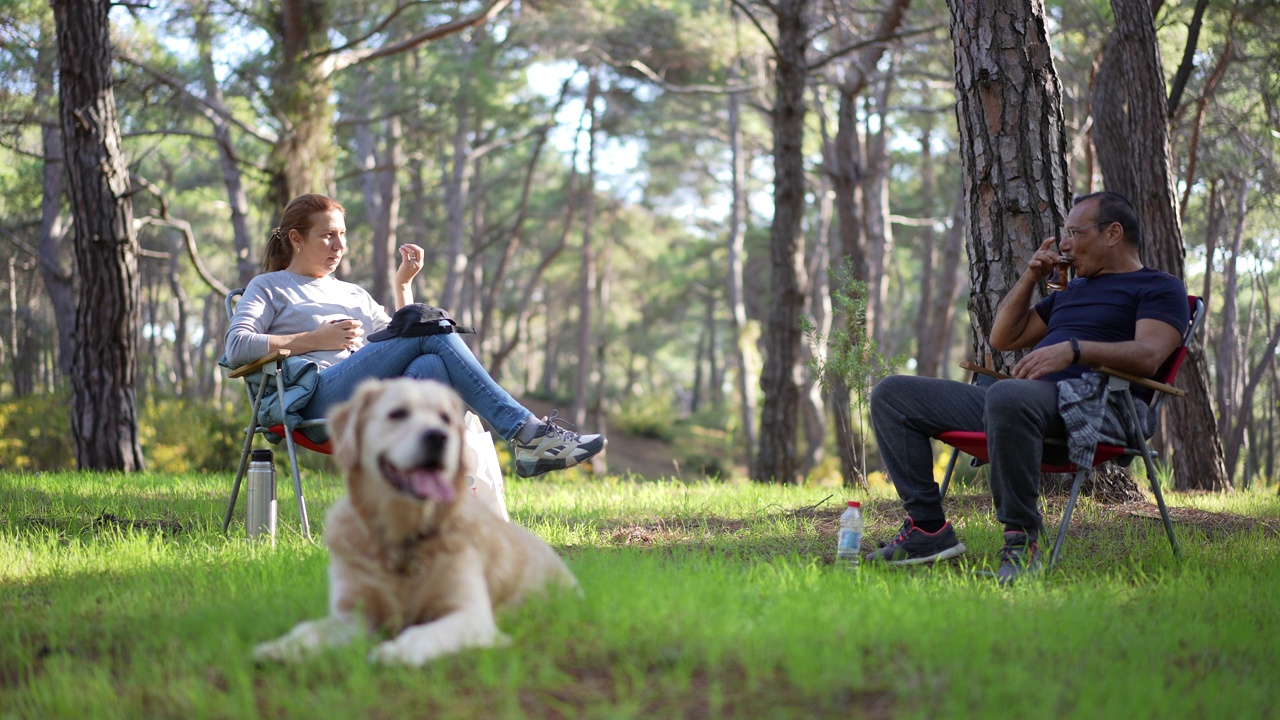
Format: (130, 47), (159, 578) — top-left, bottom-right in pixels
(462, 411), (509, 521)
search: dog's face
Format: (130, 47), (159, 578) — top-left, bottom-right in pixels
(329, 379), (470, 509)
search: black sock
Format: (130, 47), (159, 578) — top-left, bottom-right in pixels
(915, 518), (946, 534)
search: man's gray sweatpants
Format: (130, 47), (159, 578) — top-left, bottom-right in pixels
(869, 375), (1069, 535)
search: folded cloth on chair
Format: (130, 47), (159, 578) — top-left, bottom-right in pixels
(1056, 372), (1153, 469)
(219, 353), (326, 445)
(367, 303), (476, 342)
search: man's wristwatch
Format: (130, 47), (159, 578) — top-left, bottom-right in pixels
(1069, 337), (1081, 365)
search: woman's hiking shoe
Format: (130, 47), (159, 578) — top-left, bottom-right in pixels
(864, 518), (967, 565)
(512, 413), (606, 478)
(996, 531), (1042, 587)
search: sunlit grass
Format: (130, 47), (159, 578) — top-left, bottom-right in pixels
(1, 470), (1277, 719)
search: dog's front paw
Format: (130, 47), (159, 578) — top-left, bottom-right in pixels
(368, 638), (434, 666)
(252, 617), (361, 663)
(253, 635), (305, 664)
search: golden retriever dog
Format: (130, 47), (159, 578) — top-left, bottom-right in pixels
(253, 378), (577, 665)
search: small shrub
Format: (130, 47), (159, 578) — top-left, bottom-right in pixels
(139, 395), (243, 473)
(0, 390), (75, 471)
(612, 394), (678, 440)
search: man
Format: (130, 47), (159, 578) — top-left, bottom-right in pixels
(865, 191), (1188, 584)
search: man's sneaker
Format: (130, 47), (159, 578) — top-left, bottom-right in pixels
(863, 518), (968, 565)
(512, 413), (606, 478)
(996, 531), (1042, 587)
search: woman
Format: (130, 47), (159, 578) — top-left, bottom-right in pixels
(225, 193), (605, 478)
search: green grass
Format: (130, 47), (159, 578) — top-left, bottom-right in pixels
(1, 471), (1278, 719)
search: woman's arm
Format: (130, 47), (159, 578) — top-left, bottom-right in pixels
(392, 244), (425, 310)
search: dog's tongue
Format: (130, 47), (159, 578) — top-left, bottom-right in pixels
(381, 458), (455, 502)
(404, 467), (454, 502)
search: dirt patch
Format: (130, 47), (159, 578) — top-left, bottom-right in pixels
(518, 396), (679, 480)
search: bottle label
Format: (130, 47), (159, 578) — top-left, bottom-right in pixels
(837, 528), (862, 553)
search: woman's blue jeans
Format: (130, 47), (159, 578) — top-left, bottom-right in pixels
(299, 333), (532, 441)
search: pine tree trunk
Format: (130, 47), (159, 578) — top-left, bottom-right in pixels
(571, 72), (599, 430)
(755, 0), (810, 484)
(268, 0), (334, 210)
(53, 0), (145, 471)
(726, 75), (758, 465)
(948, 0), (1070, 370)
(1106, 0), (1231, 491)
(949, 0), (1134, 501)
(36, 44), (76, 382)
(194, 5), (255, 288)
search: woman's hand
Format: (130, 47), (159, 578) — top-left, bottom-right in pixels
(312, 318), (364, 352)
(394, 244), (425, 285)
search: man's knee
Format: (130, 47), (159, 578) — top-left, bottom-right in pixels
(984, 379), (1054, 427)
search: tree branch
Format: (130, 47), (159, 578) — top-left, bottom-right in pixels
(0, 224), (73, 282)
(114, 52), (277, 144)
(807, 24), (942, 74)
(129, 174), (232, 296)
(728, 0), (779, 57)
(1166, 0), (1210, 118)
(321, 0), (514, 76)
(591, 47), (763, 94)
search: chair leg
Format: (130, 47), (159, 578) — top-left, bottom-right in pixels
(223, 376), (271, 534)
(1123, 393), (1180, 560)
(274, 371), (311, 540)
(1049, 468), (1089, 571)
(939, 447), (960, 500)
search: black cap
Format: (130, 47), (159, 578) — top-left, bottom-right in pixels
(368, 303), (473, 342)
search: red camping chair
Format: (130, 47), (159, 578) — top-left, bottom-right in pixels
(220, 288), (332, 539)
(935, 296), (1204, 570)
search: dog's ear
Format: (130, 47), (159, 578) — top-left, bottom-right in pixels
(328, 379), (380, 472)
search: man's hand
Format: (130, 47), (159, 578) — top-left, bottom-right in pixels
(1027, 236), (1061, 278)
(1010, 340), (1074, 379)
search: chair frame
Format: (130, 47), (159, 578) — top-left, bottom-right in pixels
(936, 296), (1205, 570)
(220, 289), (330, 540)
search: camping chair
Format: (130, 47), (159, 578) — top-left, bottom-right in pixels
(935, 296), (1205, 571)
(220, 288), (332, 540)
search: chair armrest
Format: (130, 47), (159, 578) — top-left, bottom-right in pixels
(227, 349), (292, 379)
(1092, 365), (1185, 398)
(959, 361), (1011, 382)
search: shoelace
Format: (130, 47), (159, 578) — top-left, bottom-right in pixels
(540, 410), (582, 442)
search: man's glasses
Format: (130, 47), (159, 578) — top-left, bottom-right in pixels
(1063, 221), (1110, 240)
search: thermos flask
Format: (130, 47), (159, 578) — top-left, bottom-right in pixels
(246, 449), (277, 543)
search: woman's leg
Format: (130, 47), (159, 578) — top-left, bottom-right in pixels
(301, 334), (532, 440)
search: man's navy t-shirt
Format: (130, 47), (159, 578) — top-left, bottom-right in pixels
(1032, 267), (1188, 384)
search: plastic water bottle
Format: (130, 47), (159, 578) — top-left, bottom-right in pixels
(246, 449), (277, 544)
(837, 501), (863, 568)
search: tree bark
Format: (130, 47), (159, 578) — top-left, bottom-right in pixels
(754, 0), (810, 484)
(571, 71), (599, 430)
(948, 0), (1070, 372)
(827, 87), (866, 485)
(948, 0), (1141, 499)
(1106, 0), (1231, 491)
(726, 67), (758, 466)
(194, 4), (256, 288)
(35, 33), (76, 382)
(53, 0), (144, 471)
(267, 0), (334, 209)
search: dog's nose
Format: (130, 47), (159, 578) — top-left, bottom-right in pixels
(421, 429), (447, 462)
